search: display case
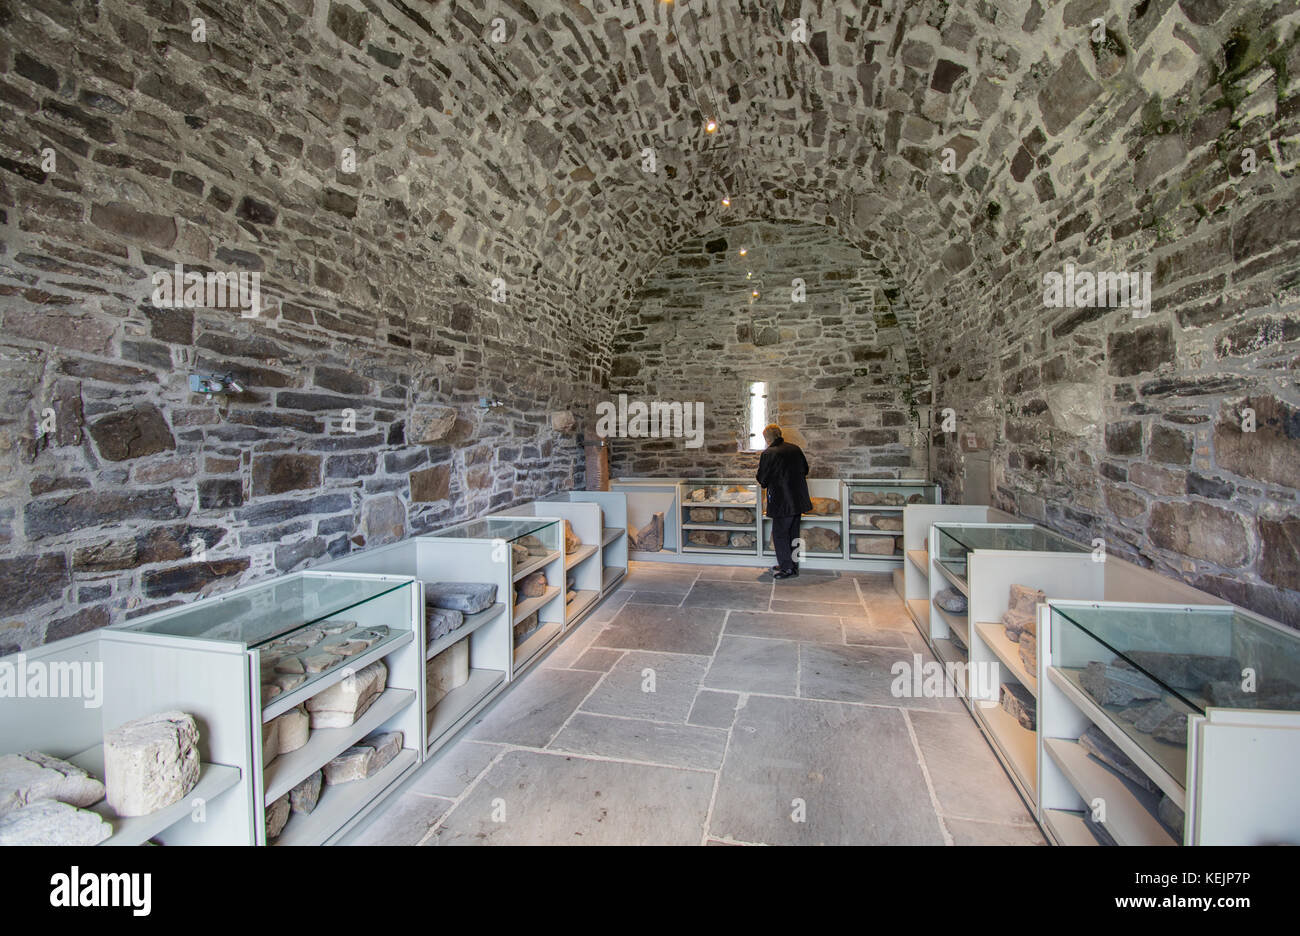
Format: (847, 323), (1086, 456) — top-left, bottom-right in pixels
(678, 479), (760, 555)
(431, 517), (564, 675)
(110, 570), (422, 845)
(761, 477), (844, 560)
(1041, 600), (1300, 846)
(933, 523), (1088, 593)
(610, 478), (680, 554)
(497, 498), (608, 626)
(844, 480), (940, 561)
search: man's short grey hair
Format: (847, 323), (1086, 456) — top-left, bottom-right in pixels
(762, 424), (783, 444)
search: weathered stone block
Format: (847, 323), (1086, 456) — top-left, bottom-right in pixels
(103, 711), (200, 817)
(0, 799), (111, 845)
(305, 660), (387, 728)
(0, 751), (104, 816)
(289, 770), (322, 815)
(424, 582), (496, 613)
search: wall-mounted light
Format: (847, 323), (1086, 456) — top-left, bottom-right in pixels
(738, 247), (747, 257)
(478, 397), (504, 409)
(189, 373), (245, 398)
(720, 196), (730, 207)
(705, 118), (718, 134)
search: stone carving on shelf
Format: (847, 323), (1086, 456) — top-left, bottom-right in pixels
(265, 794), (290, 839)
(427, 636), (470, 709)
(805, 497), (840, 516)
(720, 507), (753, 524)
(103, 711), (200, 818)
(517, 534), (549, 556)
(934, 587), (967, 615)
(290, 770), (322, 815)
(687, 529), (729, 547)
(323, 730), (404, 785)
(516, 569), (547, 599)
(853, 535), (894, 555)
(511, 543), (527, 565)
(303, 650), (343, 673)
(262, 716), (280, 766)
(426, 605), (465, 643)
(1001, 584), (1044, 643)
(719, 485), (756, 504)
(1117, 698), (1188, 745)
(0, 752), (105, 816)
(563, 519), (582, 554)
(868, 514), (903, 531)
(512, 611), (540, 647)
(1080, 659), (1162, 707)
(424, 582), (497, 614)
(730, 532), (756, 548)
(629, 511), (664, 552)
(305, 660), (387, 729)
(1077, 725), (1159, 793)
(688, 507), (717, 522)
(688, 488), (708, 502)
(0, 799), (112, 846)
(1019, 631), (1037, 674)
(276, 705), (310, 754)
(850, 491), (880, 505)
(800, 525), (842, 553)
(999, 682), (1036, 730)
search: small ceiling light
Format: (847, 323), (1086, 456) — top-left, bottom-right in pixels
(721, 196), (730, 207)
(705, 118), (718, 134)
(738, 247), (747, 256)
(751, 289), (760, 298)
(746, 270), (753, 279)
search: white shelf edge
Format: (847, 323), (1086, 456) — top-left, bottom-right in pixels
(427, 668), (505, 749)
(1044, 738), (1178, 847)
(513, 620), (562, 671)
(512, 586), (561, 625)
(512, 550), (561, 582)
(273, 748), (418, 847)
(974, 619), (1038, 697)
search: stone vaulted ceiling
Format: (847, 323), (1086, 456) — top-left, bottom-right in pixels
(331, 0), (1288, 371)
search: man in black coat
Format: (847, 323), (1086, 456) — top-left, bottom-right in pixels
(756, 423), (812, 579)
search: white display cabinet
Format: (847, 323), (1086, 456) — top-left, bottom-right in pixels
(317, 538), (510, 760)
(901, 504), (1015, 636)
(109, 571), (422, 845)
(0, 632), (246, 845)
(843, 479), (940, 565)
(495, 499), (602, 627)
(761, 477), (844, 560)
(1040, 600), (1300, 846)
(537, 489), (630, 597)
(678, 479), (761, 556)
(611, 477), (680, 555)
(425, 517), (564, 679)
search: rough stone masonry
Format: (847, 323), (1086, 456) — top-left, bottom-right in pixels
(0, 0), (1296, 642)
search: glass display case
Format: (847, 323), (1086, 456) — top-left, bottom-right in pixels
(117, 571), (417, 717)
(678, 479), (760, 554)
(934, 523), (1087, 589)
(1049, 602), (1300, 785)
(844, 480), (940, 560)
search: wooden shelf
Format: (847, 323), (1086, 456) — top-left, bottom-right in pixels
(602, 566), (625, 591)
(427, 668), (505, 751)
(846, 527), (901, 536)
(514, 621), (561, 670)
(906, 598), (929, 630)
(678, 500), (758, 509)
(263, 687), (416, 803)
(848, 505), (904, 512)
(512, 550), (561, 582)
(273, 747), (417, 847)
(907, 549), (929, 574)
(1044, 738), (1178, 847)
(513, 586), (561, 625)
(682, 545), (756, 555)
(681, 522), (757, 531)
(932, 559), (970, 597)
(262, 629), (412, 722)
(566, 589), (599, 622)
(974, 619), (1037, 696)
(976, 701), (1037, 800)
(67, 746), (241, 847)
(602, 527), (624, 546)
(426, 603), (505, 661)
(1043, 808), (1100, 846)
(933, 602), (969, 646)
(566, 543), (598, 566)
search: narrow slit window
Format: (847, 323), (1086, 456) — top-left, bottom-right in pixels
(746, 381), (767, 451)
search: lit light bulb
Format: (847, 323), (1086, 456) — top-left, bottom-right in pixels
(738, 247), (747, 256)
(705, 118), (718, 133)
(721, 196), (730, 207)
(751, 289), (760, 298)
(746, 271), (753, 279)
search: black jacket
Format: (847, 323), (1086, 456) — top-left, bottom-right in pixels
(757, 440), (812, 517)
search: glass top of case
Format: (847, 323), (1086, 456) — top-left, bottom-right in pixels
(117, 573), (410, 647)
(429, 516), (556, 541)
(936, 523), (1086, 554)
(844, 479), (934, 486)
(1053, 602), (1300, 713)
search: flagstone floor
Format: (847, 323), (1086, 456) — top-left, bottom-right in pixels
(351, 561), (1044, 846)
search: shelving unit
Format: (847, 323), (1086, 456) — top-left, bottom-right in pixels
(1039, 599), (1300, 846)
(759, 477), (845, 560)
(900, 504), (1012, 640)
(320, 534), (512, 761)
(107, 571), (422, 845)
(679, 479), (761, 556)
(610, 478), (680, 557)
(844, 479), (940, 565)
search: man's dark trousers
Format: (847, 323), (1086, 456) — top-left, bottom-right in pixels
(771, 514), (800, 573)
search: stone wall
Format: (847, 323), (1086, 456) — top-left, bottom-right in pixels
(921, 2), (1300, 625)
(607, 221), (928, 479)
(0, 0), (598, 648)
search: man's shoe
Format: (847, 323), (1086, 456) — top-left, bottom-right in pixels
(769, 565), (782, 572)
(773, 568), (798, 580)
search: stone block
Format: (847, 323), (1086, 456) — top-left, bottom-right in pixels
(630, 511), (664, 552)
(306, 660), (387, 728)
(1018, 632), (1037, 675)
(934, 587), (967, 615)
(425, 605), (464, 642)
(1078, 724), (1159, 793)
(265, 794), (290, 838)
(0, 751), (104, 816)
(563, 518), (581, 554)
(424, 582), (496, 613)
(276, 705), (310, 754)
(721, 507), (753, 524)
(854, 535), (894, 555)
(516, 569), (547, 599)
(1080, 659), (1162, 707)
(687, 529), (729, 547)
(289, 770), (322, 815)
(0, 799), (111, 845)
(688, 507), (717, 522)
(806, 497), (840, 516)
(427, 636), (469, 708)
(869, 514), (903, 531)
(103, 711), (200, 817)
(800, 526), (841, 553)
(999, 682), (1036, 730)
